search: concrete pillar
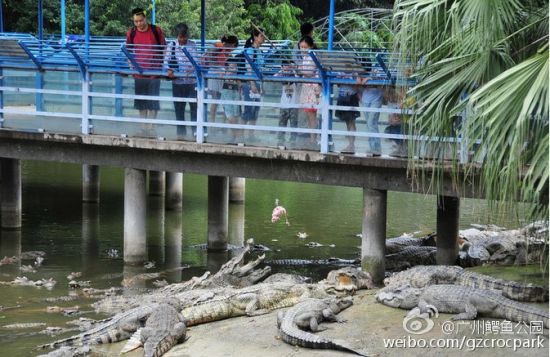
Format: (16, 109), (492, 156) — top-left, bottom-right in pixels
(147, 196), (165, 264)
(228, 203), (245, 248)
(361, 188), (387, 285)
(207, 176), (228, 251)
(82, 164), (100, 203)
(124, 168), (147, 264)
(229, 177), (246, 203)
(207, 250), (229, 273)
(436, 195), (460, 265)
(165, 210), (183, 282)
(123, 264), (147, 295)
(0, 158), (21, 229)
(149, 171), (165, 196)
(165, 172), (183, 210)
(0, 229), (22, 275)
(81, 203), (100, 274)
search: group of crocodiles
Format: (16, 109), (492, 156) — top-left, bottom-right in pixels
(266, 222), (548, 272)
(34, 238), (548, 357)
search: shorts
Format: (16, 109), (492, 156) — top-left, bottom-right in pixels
(304, 108), (317, 113)
(221, 88), (241, 118)
(134, 77), (161, 111)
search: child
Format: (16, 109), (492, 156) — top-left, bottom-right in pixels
(274, 60), (299, 148)
(221, 56), (243, 143)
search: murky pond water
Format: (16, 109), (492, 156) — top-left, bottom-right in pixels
(0, 161), (546, 356)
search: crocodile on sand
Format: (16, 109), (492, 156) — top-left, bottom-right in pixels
(121, 303), (186, 357)
(277, 297), (367, 356)
(382, 265), (548, 302)
(377, 284), (549, 328)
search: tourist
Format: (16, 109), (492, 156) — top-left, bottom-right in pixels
(335, 78), (361, 154)
(125, 8), (166, 132)
(359, 75), (384, 156)
(221, 56), (244, 143)
(241, 27), (266, 141)
(274, 60), (299, 148)
(207, 35), (239, 125)
(164, 23), (197, 139)
(296, 36), (320, 146)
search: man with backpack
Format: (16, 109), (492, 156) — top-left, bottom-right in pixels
(126, 8), (167, 128)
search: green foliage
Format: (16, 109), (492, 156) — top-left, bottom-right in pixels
(247, 0), (303, 40)
(393, 0), (549, 221)
(155, 0), (250, 40)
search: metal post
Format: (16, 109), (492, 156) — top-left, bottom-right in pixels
(38, 0), (43, 41)
(361, 188), (387, 285)
(0, 67), (3, 124)
(328, 0), (335, 50)
(195, 76), (205, 143)
(82, 71), (90, 134)
(84, 0), (90, 50)
(200, 0), (206, 47)
(60, 0), (66, 43)
(151, 0), (156, 25)
(0, 0), (4, 32)
(114, 74), (123, 117)
(37, 0), (44, 112)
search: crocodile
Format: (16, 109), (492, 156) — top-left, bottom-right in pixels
(277, 297), (367, 356)
(266, 258), (360, 266)
(320, 267), (374, 291)
(376, 284), (549, 328)
(37, 345), (90, 357)
(180, 282), (341, 326)
(385, 246), (437, 271)
(38, 303), (160, 349)
(385, 233), (436, 254)
(382, 265), (548, 302)
(121, 303), (186, 357)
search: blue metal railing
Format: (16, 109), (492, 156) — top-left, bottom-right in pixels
(0, 33), (463, 161)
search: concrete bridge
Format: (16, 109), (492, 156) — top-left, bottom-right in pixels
(0, 128), (476, 284)
(0, 34), (476, 283)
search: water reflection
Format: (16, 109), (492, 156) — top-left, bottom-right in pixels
(147, 196), (165, 264)
(165, 210), (183, 282)
(0, 230), (21, 275)
(122, 263), (148, 296)
(81, 203), (100, 274)
(206, 250), (229, 273)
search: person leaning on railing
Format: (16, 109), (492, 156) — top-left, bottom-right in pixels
(125, 7), (167, 132)
(164, 23), (197, 139)
(241, 27), (266, 142)
(296, 36), (320, 146)
(207, 35), (239, 124)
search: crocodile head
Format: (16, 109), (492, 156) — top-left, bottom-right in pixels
(376, 284), (422, 309)
(323, 267), (374, 291)
(332, 296), (354, 312)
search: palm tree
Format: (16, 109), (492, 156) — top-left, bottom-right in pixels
(392, 0), (548, 221)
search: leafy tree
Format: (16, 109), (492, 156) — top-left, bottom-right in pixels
(155, 0), (250, 40)
(393, 0), (548, 220)
(247, 0), (303, 40)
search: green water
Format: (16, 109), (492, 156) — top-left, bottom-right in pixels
(0, 161), (545, 356)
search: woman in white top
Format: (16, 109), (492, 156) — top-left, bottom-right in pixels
(297, 36), (320, 145)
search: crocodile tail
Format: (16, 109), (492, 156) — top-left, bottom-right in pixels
(458, 271), (548, 302)
(331, 339), (369, 356)
(497, 299), (550, 329)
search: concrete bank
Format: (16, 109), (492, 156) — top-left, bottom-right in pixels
(96, 290), (548, 357)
